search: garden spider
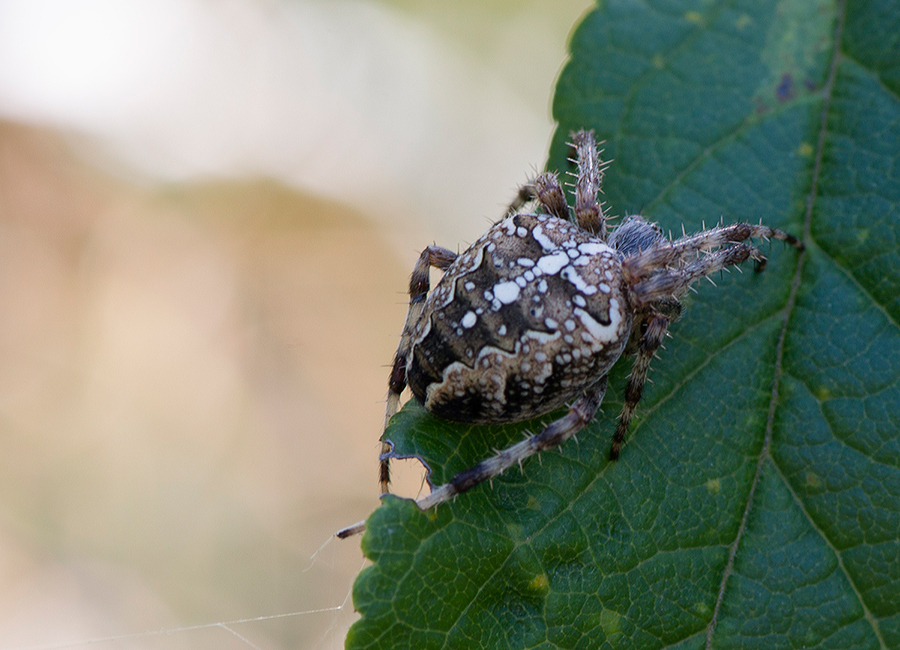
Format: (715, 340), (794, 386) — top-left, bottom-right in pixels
(338, 130), (802, 538)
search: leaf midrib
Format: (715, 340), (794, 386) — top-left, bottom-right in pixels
(427, 294), (797, 650)
(702, 2), (890, 648)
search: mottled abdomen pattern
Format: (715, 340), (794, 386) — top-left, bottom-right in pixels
(407, 213), (632, 423)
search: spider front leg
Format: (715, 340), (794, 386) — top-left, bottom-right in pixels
(381, 245), (458, 493)
(631, 243), (767, 305)
(610, 313), (670, 460)
(624, 222), (804, 279)
(416, 376), (609, 511)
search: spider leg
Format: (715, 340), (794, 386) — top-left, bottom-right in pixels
(570, 130), (610, 238)
(506, 172), (570, 221)
(624, 222), (803, 281)
(505, 130), (612, 238)
(381, 245), (458, 494)
(610, 314), (669, 460)
(630, 243), (764, 306)
(415, 376), (609, 511)
(506, 183), (534, 217)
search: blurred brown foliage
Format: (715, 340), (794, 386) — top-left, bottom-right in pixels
(0, 120), (411, 649)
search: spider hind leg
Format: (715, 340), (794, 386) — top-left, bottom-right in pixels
(416, 376), (609, 510)
(381, 245), (458, 493)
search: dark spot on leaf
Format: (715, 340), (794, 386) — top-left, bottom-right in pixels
(776, 73), (794, 102)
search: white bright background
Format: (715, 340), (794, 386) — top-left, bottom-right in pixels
(0, 1), (590, 648)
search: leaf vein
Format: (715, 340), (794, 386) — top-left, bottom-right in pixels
(703, 0), (849, 644)
(768, 455), (890, 649)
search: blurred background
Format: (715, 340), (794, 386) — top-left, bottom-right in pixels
(0, 0), (591, 648)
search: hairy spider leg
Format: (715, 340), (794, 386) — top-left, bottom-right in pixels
(609, 314), (670, 460)
(505, 130), (611, 233)
(416, 376), (609, 511)
(532, 172), (572, 221)
(610, 226), (803, 458)
(339, 376), (609, 538)
(381, 245), (458, 493)
(505, 171), (570, 222)
(505, 182), (537, 217)
(570, 130), (610, 238)
(624, 222), (804, 282)
(630, 243), (764, 306)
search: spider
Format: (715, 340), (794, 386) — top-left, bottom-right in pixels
(337, 130), (802, 538)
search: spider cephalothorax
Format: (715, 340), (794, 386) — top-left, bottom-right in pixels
(337, 130), (802, 537)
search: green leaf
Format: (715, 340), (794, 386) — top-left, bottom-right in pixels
(347, 0), (900, 648)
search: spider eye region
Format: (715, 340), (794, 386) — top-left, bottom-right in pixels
(406, 213), (632, 425)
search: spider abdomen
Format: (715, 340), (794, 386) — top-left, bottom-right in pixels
(407, 213), (632, 424)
